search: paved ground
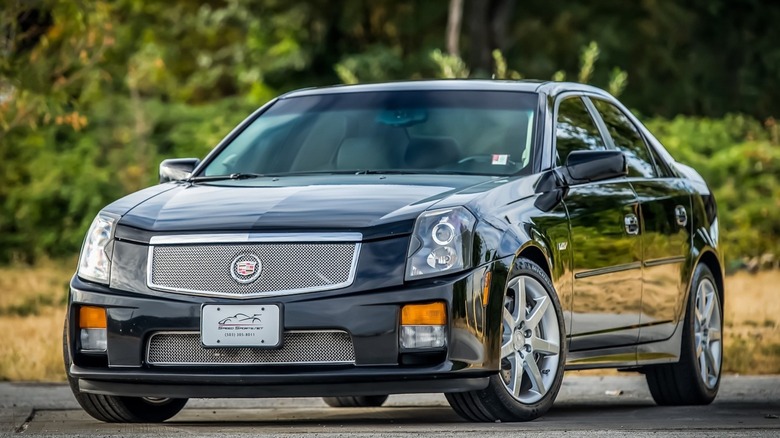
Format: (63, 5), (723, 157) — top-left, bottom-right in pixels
(2, 375), (778, 437)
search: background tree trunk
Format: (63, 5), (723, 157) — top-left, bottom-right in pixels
(446, 0), (464, 56)
(467, 0), (515, 77)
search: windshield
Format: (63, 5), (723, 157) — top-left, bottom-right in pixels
(201, 90), (538, 177)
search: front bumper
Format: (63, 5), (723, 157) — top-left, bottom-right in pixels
(66, 252), (512, 398)
(74, 368), (490, 398)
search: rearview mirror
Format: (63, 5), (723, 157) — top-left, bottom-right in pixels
(561, 150), (627, 185)
(159, 158), (200, 183)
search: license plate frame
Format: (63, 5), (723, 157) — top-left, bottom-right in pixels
(200, 304), (282, 348)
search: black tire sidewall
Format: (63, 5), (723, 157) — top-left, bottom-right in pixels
(488, 257), (567, 418)
(322, 395), (389, 408)
(681, 263), (722, 399)
(118, 397), (189, 422)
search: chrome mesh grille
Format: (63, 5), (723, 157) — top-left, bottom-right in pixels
(148, 242), (358, 297)
(146, 331), (355, 366)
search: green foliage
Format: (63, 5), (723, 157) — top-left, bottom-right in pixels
(491, 50), (522, 80)
(334, 46), (404, 84)
(577, 41), (599, 84)
(607, 68), (628, 98)
(646, 116), (780, 260)
(334, 65), (359, 85)
(430, 49), (469, 79)
(0, 0), (778, 266)
(551, 70), (566, 82)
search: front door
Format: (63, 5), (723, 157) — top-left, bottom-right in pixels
(555, 96), (643, 352)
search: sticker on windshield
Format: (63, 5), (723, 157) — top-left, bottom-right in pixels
(492, 154), (509, 165)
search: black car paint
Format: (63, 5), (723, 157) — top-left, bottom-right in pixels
(66, 80), (722, 398)
(116, 175), (502, 240)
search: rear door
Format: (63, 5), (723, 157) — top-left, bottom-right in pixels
(589, 98), (692, 343)
(556, 95), (643, 352)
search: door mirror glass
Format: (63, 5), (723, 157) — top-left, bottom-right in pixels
(562, 150), (627, 185)
(159, 158), (200, 183)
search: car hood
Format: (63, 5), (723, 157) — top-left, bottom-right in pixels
(114, 174), (514, 240)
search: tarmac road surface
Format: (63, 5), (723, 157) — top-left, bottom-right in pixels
(2, 374), (778, 437)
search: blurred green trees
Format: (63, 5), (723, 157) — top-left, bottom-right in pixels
(1, 0), (779, 264)
(646, 116), (780, 266)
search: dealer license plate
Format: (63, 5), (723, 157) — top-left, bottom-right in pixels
(200, 304), (281, 348)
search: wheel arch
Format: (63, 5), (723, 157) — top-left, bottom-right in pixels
(516, 243), (553, 281)
(506, 234), (570, 336)
(695, 249), (724, 305)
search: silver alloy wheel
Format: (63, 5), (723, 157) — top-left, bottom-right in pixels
(142, 397), (172, 404)
(694, 278), (722, 389)
(500, 275), (561, 404)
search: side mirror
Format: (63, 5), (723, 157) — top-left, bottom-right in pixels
(561, 150), (627, 185)
(159, 158), (200, 183)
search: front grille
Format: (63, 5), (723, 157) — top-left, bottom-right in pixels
(146, 331), (355, 366)
(148, 241), (359, 298)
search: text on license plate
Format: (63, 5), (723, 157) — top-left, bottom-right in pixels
(200, 304), (281, 348)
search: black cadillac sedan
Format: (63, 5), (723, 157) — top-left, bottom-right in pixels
(65, 80), (723, 423)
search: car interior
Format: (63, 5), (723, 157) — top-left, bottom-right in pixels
(206, 107), (535, 177)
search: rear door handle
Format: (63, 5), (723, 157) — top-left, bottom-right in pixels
(624, 213), (639, 235)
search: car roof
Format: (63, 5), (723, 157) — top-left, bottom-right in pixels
(279, 80), (612, 99)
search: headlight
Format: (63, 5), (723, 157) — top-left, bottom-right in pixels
(77, 212), (118, 284)
(405, 206), (476, 280)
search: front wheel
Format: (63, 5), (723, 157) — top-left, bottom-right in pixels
(322, 395), (389, 408)
(645, 263), (722, 405)
(446, 258), (566, 422)
(73, 395), (188, 423)
(63, 322), (188, 423)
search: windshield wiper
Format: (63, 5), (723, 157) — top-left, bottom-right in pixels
(353, 169), (434, 175)
(188, 173), (264, 182)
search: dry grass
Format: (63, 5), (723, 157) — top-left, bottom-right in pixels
(571, 270), (780, 376)
(0, 259), (73, 314)
(0, 306), (66, 381)
(0, 261), (72, 382)
(722, 270), (780, 374)
(0, 265), (777, 381)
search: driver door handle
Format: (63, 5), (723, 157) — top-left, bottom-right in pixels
(624, 213), (640, 235)
(675, 205), (688, 227)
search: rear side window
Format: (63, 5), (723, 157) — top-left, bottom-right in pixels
(555, 96), (606, 165)
(592, 99), (656, 178)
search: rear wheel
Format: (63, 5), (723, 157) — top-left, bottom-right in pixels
(63, 322), (188, 423)
(446, 258), (566, 422)
(645, 263), (722, 405)
(322, 395), (389, 408)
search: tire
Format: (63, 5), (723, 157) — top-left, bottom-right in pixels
(645, 263), (722, 405)
(322, 395), (389, 408)
(446, 257), (566, 422)
(63, 322), (188, 423)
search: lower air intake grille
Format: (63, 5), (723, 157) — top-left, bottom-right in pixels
(146, 331), (355, 366)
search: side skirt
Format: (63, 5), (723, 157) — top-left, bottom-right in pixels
(564, 320), (684, 370)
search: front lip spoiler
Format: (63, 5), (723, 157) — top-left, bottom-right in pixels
(72, 365), (492, 398)
(69, 364), (492, 384)
(78, 378), (490, 398)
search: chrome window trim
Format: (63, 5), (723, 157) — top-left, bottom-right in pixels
(145, 330), (355, 366)
(146, 234), (362, 299)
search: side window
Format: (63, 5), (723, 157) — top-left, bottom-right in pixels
(555, 96), (606, 165)
(645, 136), (676, 177)
(592, 99), (656, 178)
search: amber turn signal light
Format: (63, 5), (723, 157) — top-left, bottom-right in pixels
(401, 302), (446, 326)
(482, 271), (492, 307)
(79, 306), (107, 329)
